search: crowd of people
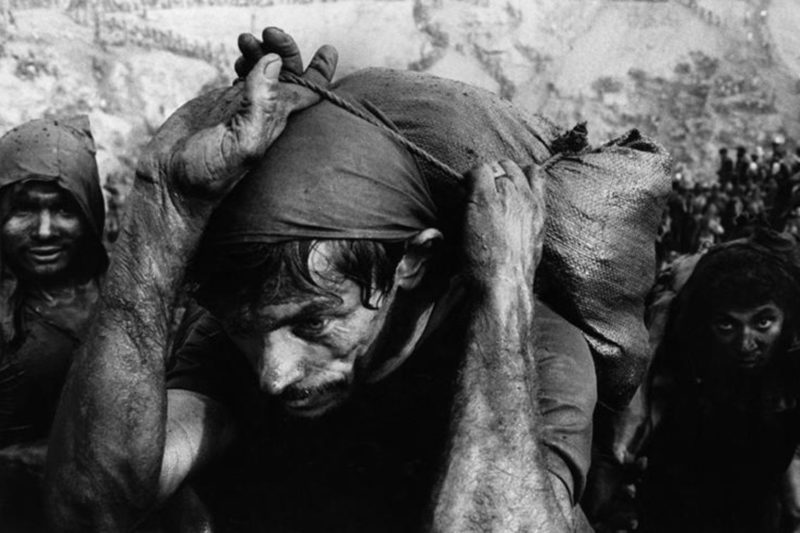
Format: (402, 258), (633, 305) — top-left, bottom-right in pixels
(658, 138), (800, 265)
(97, 15), (232, 72)
(1, 26), (800, 533)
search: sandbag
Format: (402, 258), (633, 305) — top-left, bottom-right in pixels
(332, 68), (673, 408)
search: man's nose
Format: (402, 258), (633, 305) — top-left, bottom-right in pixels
(258, 330), (306, 396)
(36, 210), (53, 239)
(740, 329), (759, 353)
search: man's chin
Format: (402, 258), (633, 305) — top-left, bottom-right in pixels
(21, 259), (70, 279)
(281, 399), (341, 418)
(280, 392), (349, 418)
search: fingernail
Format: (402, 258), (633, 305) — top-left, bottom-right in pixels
(263, 55), (282, 76)
(263, 53), (281, 64)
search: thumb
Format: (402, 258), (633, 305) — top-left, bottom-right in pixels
(233, 53), (286, 157)
(244, 52), (321, 127)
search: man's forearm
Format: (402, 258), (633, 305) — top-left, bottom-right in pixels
(432, 274), (570, 533)
(45, 183), (206, 532)
(42, 44), (337, 531)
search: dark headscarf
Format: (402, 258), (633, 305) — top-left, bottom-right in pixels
(203, 101), (437, 248)
(0, 116), (108, 274)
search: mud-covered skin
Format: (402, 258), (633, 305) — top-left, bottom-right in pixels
(44, 43), (339, 533)
(432, 161), (569, 532)
(1, 182), (88, 284)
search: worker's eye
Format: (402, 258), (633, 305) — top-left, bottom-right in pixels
(755, 317), (776, 331)
(292, 317), (331, 339)
(53, 205), (78, 218)
(8, 206), (36, 217)
(712, 319), (736, 334)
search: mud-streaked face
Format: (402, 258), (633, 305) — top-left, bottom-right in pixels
(710, 302), (785, 370)
(216, 242), (391, 418)
(2, 181), (88, 282)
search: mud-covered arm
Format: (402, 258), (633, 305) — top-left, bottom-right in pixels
(43, 42), (338, 533)
(432, 161), (571, 532)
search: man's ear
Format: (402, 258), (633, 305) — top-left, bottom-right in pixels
(394, 228), (443, 291)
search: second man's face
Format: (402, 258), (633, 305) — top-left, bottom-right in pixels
(2, 181), (88, 283)
(710, 301), (786, 370)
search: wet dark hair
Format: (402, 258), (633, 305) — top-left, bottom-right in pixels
(191, 239), (407, 313)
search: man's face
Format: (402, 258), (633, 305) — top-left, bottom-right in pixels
(2, 181), (88, 282)
(710, 301), (785, 370)
(217, 242), (392, 418)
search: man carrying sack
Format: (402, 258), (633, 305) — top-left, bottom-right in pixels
(45, 29), (670, 533)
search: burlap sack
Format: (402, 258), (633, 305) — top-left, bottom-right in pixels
(334, 68), (673, 408)
(538, 133), (673, 408)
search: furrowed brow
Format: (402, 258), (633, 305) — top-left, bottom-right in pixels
(256, 297), (344, 331)
(294, 298), (345, 319)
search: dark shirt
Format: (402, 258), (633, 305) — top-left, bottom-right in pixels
(0, 282), (99, 445)
(641, 350), (800, 533)
(167, 295), (597, 532)
(0, 282), (99, 533)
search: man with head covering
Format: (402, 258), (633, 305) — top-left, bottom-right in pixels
(44, 33), (601, 533)
(0, 116), (108, 530)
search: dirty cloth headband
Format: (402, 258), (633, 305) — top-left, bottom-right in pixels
(204, 99), (439, 247)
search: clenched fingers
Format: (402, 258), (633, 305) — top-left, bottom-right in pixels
(235, 32), (264, 78)
(465, 159), (534, 201)
(464, 161), (503, 203)
(172, 54), (288, 199)
(235, 28), (338, 87)
(261, 27), (304, 74)
(235, 28), (302, 78)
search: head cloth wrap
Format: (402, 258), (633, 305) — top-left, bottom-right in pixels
(203, 101), (438, 248)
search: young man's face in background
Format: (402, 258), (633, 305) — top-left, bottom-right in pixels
(2, 181), (88, 283)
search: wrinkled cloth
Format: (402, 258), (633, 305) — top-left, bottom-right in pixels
(196, 68), (671, 408)
(205, 102), (436, 246)
(166, 296), (596, 532)
(538, 133), (670, 408)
